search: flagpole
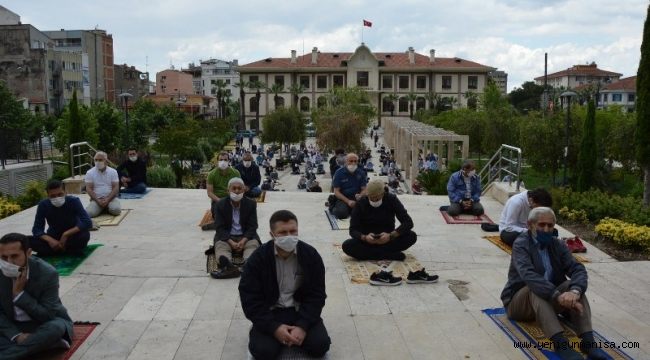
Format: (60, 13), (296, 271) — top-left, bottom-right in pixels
(361, 21), (364, 44)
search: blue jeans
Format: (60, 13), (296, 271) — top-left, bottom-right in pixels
(121, 182), (147, 194)
(245, 186), (262, 198)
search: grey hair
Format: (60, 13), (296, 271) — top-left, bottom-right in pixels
(94, 151), (107, 160)
(528, 206), (556, 223)
(346, 153), (359, 161)
(227, 177), (245, 188)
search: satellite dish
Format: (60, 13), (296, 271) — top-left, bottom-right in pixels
(139, 73), (149, 80)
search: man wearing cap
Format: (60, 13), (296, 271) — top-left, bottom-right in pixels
(210, 178), (260, 279)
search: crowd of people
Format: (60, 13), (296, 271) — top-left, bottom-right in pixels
(0, 129), (609, 360)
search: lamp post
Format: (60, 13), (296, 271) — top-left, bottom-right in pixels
(560, 90), (576, 186)
(118, 92), (133, 147)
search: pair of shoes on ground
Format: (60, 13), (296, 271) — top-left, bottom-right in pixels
(369, 268), (438, 286)
(565, 236), (587, 253)
(210, 255), (241, 279)
(201, 222), (216, 231)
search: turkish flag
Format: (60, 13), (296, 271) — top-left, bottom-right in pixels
(363, 20), (372, 27)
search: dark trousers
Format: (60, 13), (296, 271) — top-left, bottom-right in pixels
(447, 202), (484, 216)
(249, 308), (330, 360)
(330, 198), (352, 220)
(121, 182), (147, 194)
(0, 318), (69, 360)
(29, 231), (90, 256)
(499, 230), (521, 246)
(342, 230), (417, 260)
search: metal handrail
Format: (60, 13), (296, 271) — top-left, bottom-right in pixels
(478, 144), (523, 193)
(68, 142), (116, 177)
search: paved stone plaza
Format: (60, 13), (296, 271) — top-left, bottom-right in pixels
(0, 136), (649, 359)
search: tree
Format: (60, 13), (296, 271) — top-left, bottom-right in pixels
(54, 91), (98, 152)
(406, 92), (417, 119)
(233, 80), (249, 130)
(576, 99), (598, 191)
(637, 4), (650, 206)
(91, 101), (123, 155)
(260, 107), (305, 156)
(288, 83), (305, 108)
(249, 80), (266, 130)
(213, 79), (228, 119)
(153, 114), (201, 187)
(508, 81), (544, 113)
(268, 83), (285, 109)
(0, 81), (31, 165)
(425, 90), (440, 111)
(385, 93), (398, 116)
(518, 112), (565, 185)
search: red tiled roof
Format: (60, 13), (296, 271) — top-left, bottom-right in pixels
(534, 63), (622, 81)
(240, 51), (493, 71)
(602, 76), (636, 91)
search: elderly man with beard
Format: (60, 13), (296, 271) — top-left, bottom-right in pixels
(329, 153), (367, 219)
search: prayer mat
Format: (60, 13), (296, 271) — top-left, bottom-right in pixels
(198, 209), (213, 227)
(255, 191), (266, 203)
(334, 244), (423, 284)
(119, 188), (152, 199)
(247, 347), (330, 360)
(93, 209), (130, 227)
(483, 307), (633, 360)
(38, 321), (100, 360)
(325, 209), (350, 230)
(206, 251), (244, 273)
(40, 244), (103, 276)
(440, 208), (494, 224)
(483, 235), (590, 264)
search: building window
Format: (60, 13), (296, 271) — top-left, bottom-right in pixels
(357, 71), (369, 87)
(300, 96), (310, 112)
(317, 96), (327, 108)
(225, 79), (231, 85)
(629, 94), (635, 102)
(442, 76), (452, 90)
(416, 76), (427, 89)
(602, 94), (608, 102)
(249, 75), (259, 83)
(317, 75), (327, 89)
(382, 75), (393, 89)
(398, 97), (409, 112)
(333, 75), (344, 87)
(612, 93), (622, 102)
(382, 97), (393, 112)
(399, 76), (409, 89)
(299, 75), (310, 89)
(275, 75), (284, 88)
(416, 97), (426, 110)
(468, 76), (478, 90)
(275, 97), (285, 109)
(249, 97), (258, 112)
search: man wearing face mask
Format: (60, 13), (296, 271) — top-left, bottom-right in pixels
(446, 160), (484, 216)
(498, 188), (553, 246)
(239, 210), (330, 359)
(205, 152), (241, 230)
(235, 152), (262, 198)
(210, 178), (261, 279)
(85, 151), (121, 218)
(0, 233), (74, 360)
(501, 207), (607, 360)
(30, 180), (92, 256)
(330, 153), (368, 219)
(116, 147), (147, 194)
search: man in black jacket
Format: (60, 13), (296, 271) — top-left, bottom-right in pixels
(500, 207), (607, 360)
(235, 152), (262, 198)
(239, 210), (330, 360)
(116, 148), (147, 194)
(210, 178), (260, 279)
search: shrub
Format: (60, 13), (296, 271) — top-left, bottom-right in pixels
(417, 169), (449, 195)
(551, 187), (650, 226)
(595, 218), (650, 252)
(51, 164), (70, 181)
(16, 181), (46, 209)
(0, 197), (21, 219)
(146, 166), (176, 188)
(558, 206), (589, 224)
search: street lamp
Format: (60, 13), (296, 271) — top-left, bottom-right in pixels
(118, 92), (133, 146)
(560, 90), (577, 186)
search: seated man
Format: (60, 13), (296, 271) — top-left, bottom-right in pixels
(501, 207), (608, 360)
(239, 210), (331, 360)
(364, 159), (374, 172)
(499, 188), (553, 246)
(0, 233), (74, 360)
(308, 180), (322, 193)
(210, 178), (260, 279)
(116, 147), (147, 194)
(204, 152), (241, 230)
(31, 180), (92, 256)
(329, 153), (368, 219)
(235, 152), (262, 198)
(446, 160), (484, 216)
(85, 151), (121, 217)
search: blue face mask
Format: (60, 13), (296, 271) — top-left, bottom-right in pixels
(535, 230), (554, 248)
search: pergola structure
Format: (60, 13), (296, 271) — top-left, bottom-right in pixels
(382, 117), (469, 181)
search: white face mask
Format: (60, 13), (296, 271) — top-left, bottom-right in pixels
(347, 164), (357, 173)
(95, 160), (106, 170)
(129, 156), (138, 162)
(274, 235), (299, 252)
(50, 196), (66, 208)
(218, 160), (229, 170)
(0, 259), (22, 278)
(369, 199), (383, 208)
(243, 161), (252, 168)
(230, 192), (243, 202)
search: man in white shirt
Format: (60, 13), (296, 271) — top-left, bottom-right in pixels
(498, 188), (552, 246)
(84, 151), (121, 218)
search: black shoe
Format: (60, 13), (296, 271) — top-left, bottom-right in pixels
(369, 270), (402, 286)
(406, 268), (438, 284)
(210, 265), (240, 279)
(201, 222), (216, 231)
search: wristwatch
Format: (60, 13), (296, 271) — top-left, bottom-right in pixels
(570, 289), (581, 297)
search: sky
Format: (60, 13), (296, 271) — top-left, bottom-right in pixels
(4, 0), (647, 92)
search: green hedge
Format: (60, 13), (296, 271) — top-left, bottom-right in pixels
(147, 166), (176, 188)
(551, 187), (650, 226)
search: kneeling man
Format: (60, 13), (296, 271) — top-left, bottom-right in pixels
(0, 233), (74, 360)
(239, 210), (330, 359)
(501, 207), (607, 360)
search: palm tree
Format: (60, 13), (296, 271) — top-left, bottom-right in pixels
(406, 92), (418, 119)
(213, 79), (227, 119)
(250, 80), (266, 130)
(385, 94), (399, 116)
(288, 83), (305, 109)
(268, 83), (285, 109)
(464, 91), (478, 110)
(233, 80), (249, 130)
(425, 90), (440, 111)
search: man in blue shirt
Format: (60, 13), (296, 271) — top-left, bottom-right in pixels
(446, 160), (484, 216)
(30, 180), (92, 256)
(330, 153), (367, 219)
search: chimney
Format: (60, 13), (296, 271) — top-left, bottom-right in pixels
(311, 47), (318, 65)
(291, 50), (297, 64)
(232, 59), (238, 66)
(430, 49), (436, 63)
(408, 47), (415, 64)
